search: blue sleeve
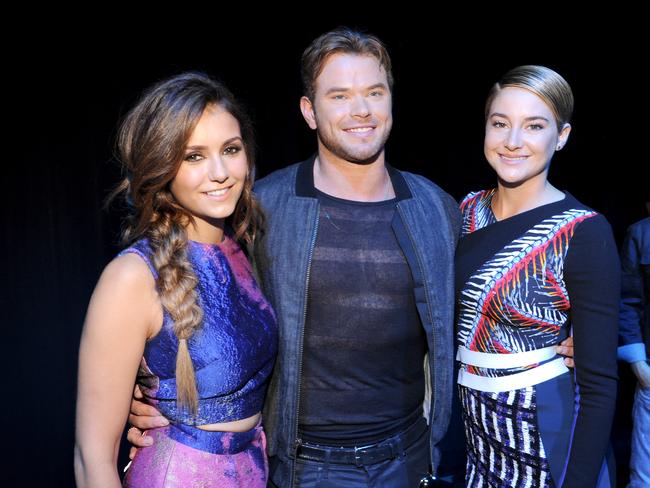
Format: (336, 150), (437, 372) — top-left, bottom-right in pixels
(618, 220), (648, 362)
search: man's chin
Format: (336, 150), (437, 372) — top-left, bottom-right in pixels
(340, 148), (385, 165)
(318, 134), (388, 166)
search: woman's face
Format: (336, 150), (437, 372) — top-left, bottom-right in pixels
(170, 104), (248, 242)
(484, 86), (570, 188)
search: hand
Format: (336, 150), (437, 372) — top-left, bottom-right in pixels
(126, 426), (149, 460)
(555, 336), (575, 368)
(631, 361), (650, 388)
(128, 385), (168, 429)
(127, 385), (168, 458)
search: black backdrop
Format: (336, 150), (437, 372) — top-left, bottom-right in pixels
(4, 16), (647, 487)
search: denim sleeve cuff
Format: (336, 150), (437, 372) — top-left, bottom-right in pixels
(618, 343), (648, 363)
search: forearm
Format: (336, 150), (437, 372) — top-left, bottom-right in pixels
(74, 443), (122, 488)
(632, 360), (650, 388)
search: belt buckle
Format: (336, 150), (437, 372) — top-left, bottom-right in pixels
(353, 442), (381, 467)
(353, 445), (364, 467)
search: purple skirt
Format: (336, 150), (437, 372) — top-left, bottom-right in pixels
(123, 420), (267, 487)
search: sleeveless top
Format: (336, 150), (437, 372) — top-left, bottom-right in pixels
(119, 234), (278, 425)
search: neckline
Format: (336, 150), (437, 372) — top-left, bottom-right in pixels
(315, 187), (398, 206)
(188, 234), (230, 248)
(486, 189), (570, 224)
(295, 155), (413, 201)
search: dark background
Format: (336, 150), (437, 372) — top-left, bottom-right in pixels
(4, 16), (647, 487)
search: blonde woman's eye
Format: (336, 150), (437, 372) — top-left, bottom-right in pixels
(223, 145), (242, 155)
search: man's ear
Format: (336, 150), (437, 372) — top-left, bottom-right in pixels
(300, 96), (317, 130)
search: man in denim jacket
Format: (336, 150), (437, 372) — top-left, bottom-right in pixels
(254, 28), (460, 487)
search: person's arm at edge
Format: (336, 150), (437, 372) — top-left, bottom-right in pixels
(618, 221), (649, 387)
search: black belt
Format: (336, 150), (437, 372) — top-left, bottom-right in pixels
(296, 417), (428, 466)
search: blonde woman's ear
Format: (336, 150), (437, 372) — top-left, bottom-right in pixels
(556, 123), (572, 151)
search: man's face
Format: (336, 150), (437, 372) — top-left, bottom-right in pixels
(301, 53), (393, 165)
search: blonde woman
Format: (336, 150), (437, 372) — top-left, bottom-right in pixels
(456, 66), (618, 487)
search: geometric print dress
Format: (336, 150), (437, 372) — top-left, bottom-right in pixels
(455, 190), (618, 488)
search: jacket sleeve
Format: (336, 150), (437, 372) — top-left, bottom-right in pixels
(618, 221), (648, 363)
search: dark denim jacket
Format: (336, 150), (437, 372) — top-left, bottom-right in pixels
(253, 157), (460, 487)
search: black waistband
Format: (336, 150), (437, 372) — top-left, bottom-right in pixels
(296, 416), (428, 466)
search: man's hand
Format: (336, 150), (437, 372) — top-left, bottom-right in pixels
(631, 360), (650, 389)
(555, 336), (575, 368)
(127, 385), (168, 459)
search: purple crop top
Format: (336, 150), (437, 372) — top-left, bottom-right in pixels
(119, 234), (277, 425)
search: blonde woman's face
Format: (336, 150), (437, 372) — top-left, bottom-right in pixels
(484, 87), (570, 188)
(170, 104), (248, 243)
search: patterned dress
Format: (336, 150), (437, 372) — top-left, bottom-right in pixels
(455, 190), (618, 488)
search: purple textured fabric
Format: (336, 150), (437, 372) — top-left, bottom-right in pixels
(123, 422), (268, 487)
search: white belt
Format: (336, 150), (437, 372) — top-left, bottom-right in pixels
(456, 345), (558, 368)
(457, 357), (569, 392)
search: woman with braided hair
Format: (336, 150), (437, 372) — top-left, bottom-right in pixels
(74, 72), (277, 487)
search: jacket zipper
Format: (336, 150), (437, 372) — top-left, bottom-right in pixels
(290, 207), (319, 487)
(397, 203), (437, 475)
